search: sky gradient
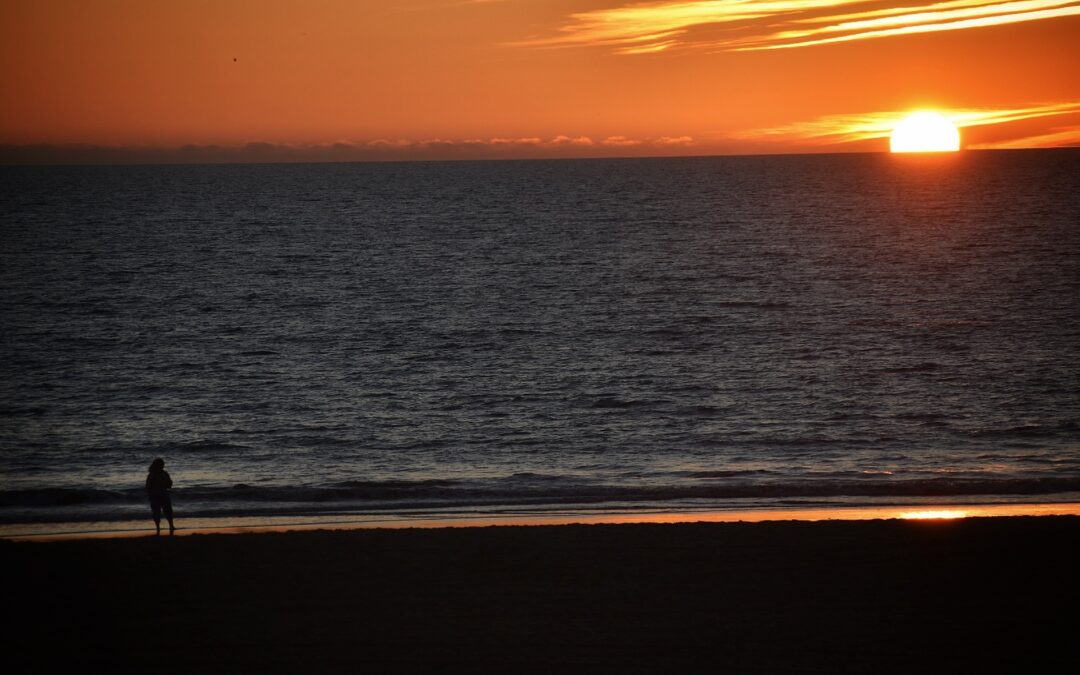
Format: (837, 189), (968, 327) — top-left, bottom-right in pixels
(2, 0), (1078, 162)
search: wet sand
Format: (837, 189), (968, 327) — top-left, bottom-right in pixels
(6, 516), (1076, 673)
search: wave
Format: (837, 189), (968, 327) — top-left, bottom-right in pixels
(590, 397), (665, 409)
(0, 488), (135, 507)
(4, 475), (1079, 518)
(162, 440), (255, 453)
(713, 301), (792, 310)
(875, 363), (943, 374)
(0, 406), (47, 417)
(681, 470), (776, 479)
(967, 421), (1078, 439)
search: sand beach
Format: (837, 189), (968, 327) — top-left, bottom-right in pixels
(6, 515), (1075, 673)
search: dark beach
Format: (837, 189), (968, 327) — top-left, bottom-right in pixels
(6, 516), (1076, 673)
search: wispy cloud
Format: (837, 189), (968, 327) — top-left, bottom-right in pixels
(967, 125), (1080, 148)
(509, 0), (1080, 53)
(601, 135), (643, 146)
(551, 135), (597, 146)
(731, 0), (1080, 50)
(364, 134), (693, 151)
(655, 135), (697, 145)
(734, 102), (1080, 145)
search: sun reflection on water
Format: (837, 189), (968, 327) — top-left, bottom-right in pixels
(899, 510), (969, 520)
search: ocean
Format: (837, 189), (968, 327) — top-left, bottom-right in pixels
(2, 150), (1079, 534)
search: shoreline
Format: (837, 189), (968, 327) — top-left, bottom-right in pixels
(6, 499), (1080, 542)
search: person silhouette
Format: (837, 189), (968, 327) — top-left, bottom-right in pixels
(146, 457), (175, 535)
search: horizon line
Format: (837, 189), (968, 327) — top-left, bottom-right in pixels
(2, 145), (1076, 169)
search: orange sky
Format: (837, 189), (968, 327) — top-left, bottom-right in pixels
(2, 0), (1078, 162)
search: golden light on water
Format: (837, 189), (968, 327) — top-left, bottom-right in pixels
(899, 509), (970, 520)
(890, 112), (961, 152)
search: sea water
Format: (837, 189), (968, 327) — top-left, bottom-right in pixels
(2, 151), (1079, 531)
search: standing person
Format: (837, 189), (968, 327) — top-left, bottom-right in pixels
(146, 458), (175, 535)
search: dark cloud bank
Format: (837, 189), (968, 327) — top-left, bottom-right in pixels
(0, 136), (701, 165)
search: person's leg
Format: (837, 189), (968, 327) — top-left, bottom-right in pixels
(150, 495), (162, 535)
(162, 493), (175, 534)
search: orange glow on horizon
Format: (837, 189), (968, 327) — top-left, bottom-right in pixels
(0, 1), (1078, 159)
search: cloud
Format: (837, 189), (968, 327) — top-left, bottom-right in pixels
(487, 136), (544, 146)
(367, 139), (413, 148)
(550, 135), (596, 146)
(654, 136), (696, 146)
(601, 135), (643, 146)
(732, 0), (1080, 51)
(967, 125), (1080, 148)
(508, 0), (1080, 54)
(0, 134), (698, 164)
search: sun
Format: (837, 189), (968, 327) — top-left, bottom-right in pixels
(890, 111), (961, 153)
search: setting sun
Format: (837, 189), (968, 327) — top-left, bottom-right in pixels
(890, 112), (961, 153)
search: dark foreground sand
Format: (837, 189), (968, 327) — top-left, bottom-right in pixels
(6, 516), (1076, 674)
